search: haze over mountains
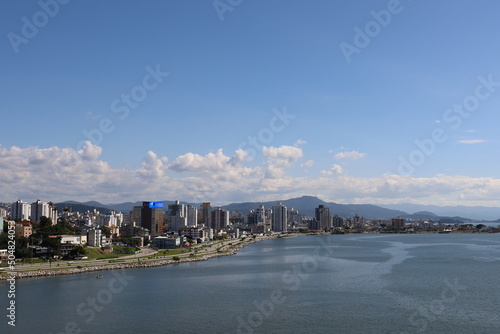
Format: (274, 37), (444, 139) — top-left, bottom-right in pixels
(378, 203), (500, 221)
(56, 196), (500, 222)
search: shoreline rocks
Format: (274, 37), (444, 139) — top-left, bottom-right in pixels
(0, 240), (251, 280)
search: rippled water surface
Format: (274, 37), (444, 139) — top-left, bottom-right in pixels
(2, 233), (500, 333)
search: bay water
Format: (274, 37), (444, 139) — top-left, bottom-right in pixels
(2, 233), (500, 333)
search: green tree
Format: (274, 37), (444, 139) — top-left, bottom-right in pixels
(14, 236), (31, 259)
(43, 236), (62, 257)
(0, 234), (6, 249)
(39, 216), (53, 228)
(69, 245), (87, 258)
(118, 236), (140, 247)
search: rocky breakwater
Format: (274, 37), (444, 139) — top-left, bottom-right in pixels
(1, 245), (241, 280)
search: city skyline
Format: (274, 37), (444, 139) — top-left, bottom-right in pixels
(2, 1), (500, 206)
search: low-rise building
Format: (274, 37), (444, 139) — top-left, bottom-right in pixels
(88, 229), (102, 247)
(119, 223), (150, 239)
(48, 235), (80, 257)
(180, 227), (208, 242)
(15, 222), (32, 238)
(59, 235), (83, 245)
(152, 236), (181, 249)
(28, 246), (51, 258)
(226, 228), (240, 238)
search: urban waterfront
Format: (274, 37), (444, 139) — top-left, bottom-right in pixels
(2, 233), (500, 334)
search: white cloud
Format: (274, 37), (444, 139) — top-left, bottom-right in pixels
(263, 145), (303, 179)
(168, 149), (258, 178)
(333, 151), (366, 160)
(294, 139), (307, 147)
(321, 164), (344, 176)
(262, 145), (303, 164)
(169, 149), (228, 173)
(229, 149), (253, 166)
(458, 139), (486, 144)
(137, 151), (168, 180)
(78, 141), (103, 161)
(301, 160), (314, 169)
(4, 144), (500, 207)
(265, 165), (285, 179)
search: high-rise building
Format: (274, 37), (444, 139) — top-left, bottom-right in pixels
(187, 205), (198, 227)
(392, 217), (406, 230)
(255, 205), (267, 225)
(201, 202), (212, 227)
(332, 215), (344, 228)
(169, 200), (187, 217)
(308, 218), (321, 231)
(168, 201), (187, 232)
(315, 205), (331, 230)
(288, 208), (302, 226)
(11, 200), (31, 221)
(246, 210), (256, 225)
(122, 212), (132, 226)
(111, 211), (124, 227)
(31, 200), (50, 222)
(352, 214), (366, 229)
(131, 206), (142, 225)
(210, 207), (229, 230)
(48, 202), (58, 224)
(272, 202), (287, 232)
(141, 202), (164, 236)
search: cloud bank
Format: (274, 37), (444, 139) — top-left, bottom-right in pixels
(2, 142), (500, 207)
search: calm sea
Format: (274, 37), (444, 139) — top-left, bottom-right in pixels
(1, 234), (500, 334)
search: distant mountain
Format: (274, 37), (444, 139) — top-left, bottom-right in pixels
(404, 211), (439, 220)
(81, 201), (110, 208)
(327, 203), (407, 219)
(106, 200), (201, 213)
(221, 196), (325, 216)
(222, 196), (407, 219)
(57, 196), (490, 222)
(379, 203), (500, 221)
(55, 202), (112, 214)
(106, 201), (142, 213)
(57, 196), (407, 218)
(60, 200), (201, 214)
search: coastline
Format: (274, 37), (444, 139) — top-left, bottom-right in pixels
(2, 231), (491, 281)
(1, 251), (236, 281)
(0, 234), (292, 281)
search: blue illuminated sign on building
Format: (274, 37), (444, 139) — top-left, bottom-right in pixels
(148, 202), (164, 209)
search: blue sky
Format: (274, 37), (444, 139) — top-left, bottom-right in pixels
(2, 0), (500, 206)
